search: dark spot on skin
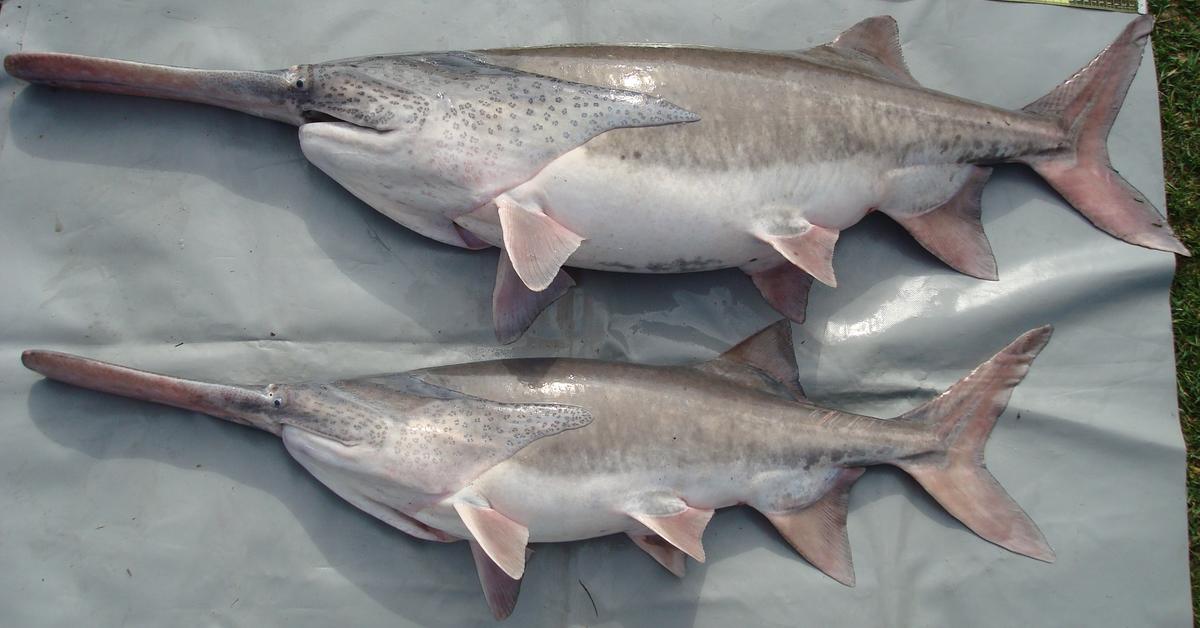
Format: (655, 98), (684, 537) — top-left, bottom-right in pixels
(633, 151), (642, 159)
(274, 399), (282, 408)
(644, 256), (724, 272)
(595, 260), (639, 271)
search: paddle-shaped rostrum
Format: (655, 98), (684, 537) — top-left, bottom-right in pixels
(4, 15), (1185, 343)
(24, 322), (1055, 619)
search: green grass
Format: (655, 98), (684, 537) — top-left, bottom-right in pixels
(1149, 0), (1200, 619)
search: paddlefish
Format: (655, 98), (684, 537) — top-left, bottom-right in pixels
(22, 322), (1055, 618)
(6, 17), (1179, 343)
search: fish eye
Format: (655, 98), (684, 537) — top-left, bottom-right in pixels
(295, 79), (305, 89)
(265, 385), (285, 409)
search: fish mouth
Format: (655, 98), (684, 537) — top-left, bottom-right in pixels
(5, 52), (307, 126)
(22, 349), (282, 434)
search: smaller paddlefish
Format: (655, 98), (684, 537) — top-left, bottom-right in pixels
(23, 322), (1055, 618)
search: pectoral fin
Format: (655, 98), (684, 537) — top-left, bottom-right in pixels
(628, 533), (688, 577)
(758, 223), (840, 288)
(469, 540), (527, 620)
(762, 467), (865, 586)
(455, 501), (530, 580)
(497, 195), (584, 292)
(493, 252), (575, 344)
(889, 166), (998, 280)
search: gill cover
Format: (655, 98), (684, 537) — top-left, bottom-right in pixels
(297, 52), (699, 247)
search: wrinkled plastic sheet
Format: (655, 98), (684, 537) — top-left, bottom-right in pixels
(0, 0), (1190, 626)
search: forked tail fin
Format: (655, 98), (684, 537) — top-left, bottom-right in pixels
(1021, 16), (1188, 256)
(894, 326), (1055, 562)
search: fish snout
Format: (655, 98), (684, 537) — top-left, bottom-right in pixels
(4, 51), (309, 126)
(21, 348), (284, 435)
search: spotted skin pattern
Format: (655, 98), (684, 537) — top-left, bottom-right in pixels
(268, 375), (592, 495)
(292, 52), (700, 248)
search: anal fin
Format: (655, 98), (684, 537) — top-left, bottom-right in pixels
(497, 195), (584, 292)
(493, 252), (575, 344)
(758, 222), (839, 288)
(628, 533), (687, 577)
(890, 166), (998, 280)
(762, 467), (865, 586)
(455, 501), (530, 580)
(469, 540), (527, 620)
(629, 500), (714, 562)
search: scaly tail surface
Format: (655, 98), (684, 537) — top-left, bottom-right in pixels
(894, 326), (1056, 562)
(1021, 16), (1187, 255)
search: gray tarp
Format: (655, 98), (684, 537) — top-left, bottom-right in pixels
(0, 0), (1190, 625)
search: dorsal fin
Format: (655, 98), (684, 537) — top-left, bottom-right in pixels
(696, 320), (805, 400)
(820, 16), (917, 86)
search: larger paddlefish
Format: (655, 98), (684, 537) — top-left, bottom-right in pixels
(5, 17), (1182, 342)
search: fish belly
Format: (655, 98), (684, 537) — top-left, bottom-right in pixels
(408, 460), (843, 543)
(454, 146), (889, 273)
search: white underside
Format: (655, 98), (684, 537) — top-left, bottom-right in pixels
(453, 145), (967, 273)
(284, 423), (840, 544)
(300, 122), (970, 272)
(416, 459), (840, 543)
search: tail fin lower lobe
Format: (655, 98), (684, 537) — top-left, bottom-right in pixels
(1021, 16), (1187, 256)
(894, 326), (1055, 562)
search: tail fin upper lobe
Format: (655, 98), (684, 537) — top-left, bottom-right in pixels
(1022, 16), (1188, 256)
(895, 326), (1056, 562)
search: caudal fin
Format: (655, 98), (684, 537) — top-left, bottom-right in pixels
(894, 326), (1055, 562)
(1021, 16), (1187, 256)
